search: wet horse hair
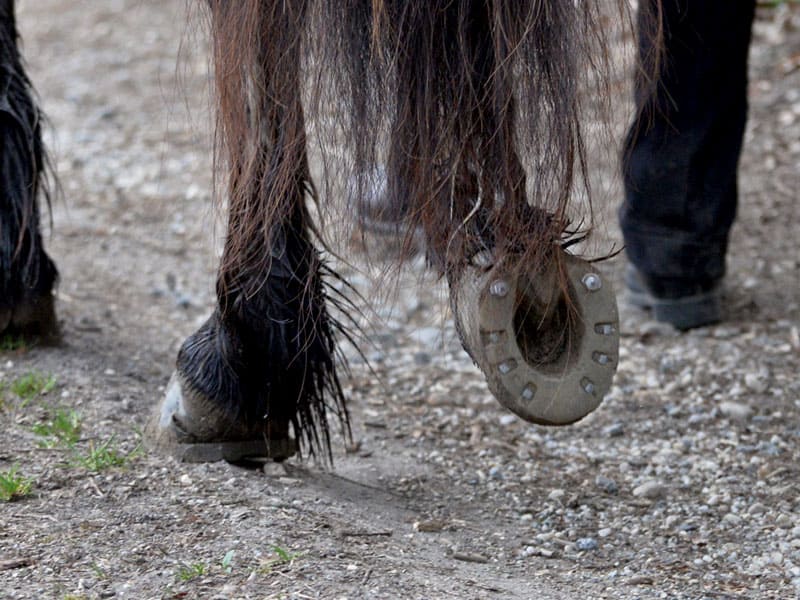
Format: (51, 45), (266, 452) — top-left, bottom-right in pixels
(0, 0), (57, 333)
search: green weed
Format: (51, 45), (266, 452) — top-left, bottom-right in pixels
(32, 408), (82, 448)
(177, 562), (207, 582)
(258, 545), (303, 574)
(70, 437), (140, 472)
(10, 372), (57, 404)
(221, 550), (235, 574)
(0, 333), (28, 353)
(0, 465), (33, 502)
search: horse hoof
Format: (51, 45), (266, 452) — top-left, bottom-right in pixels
(146, 373), (297, 463)
(0, 293), (60, 343)
(452, 251), (619, 425)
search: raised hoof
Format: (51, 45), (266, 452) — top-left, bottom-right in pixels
(146, 373), (297, 463)
(0, 293), (60, 343)
(452, 251), (619, 426)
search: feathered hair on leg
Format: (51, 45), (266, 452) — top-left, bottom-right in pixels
(199, 0), (661, 457)
(0, 0), (58, 330)
(312, 1), (661, 277)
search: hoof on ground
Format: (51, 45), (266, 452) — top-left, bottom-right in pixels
(146, 373), (297, 463)
(0, 294), (60, 344)
(452, 251), (619, 426)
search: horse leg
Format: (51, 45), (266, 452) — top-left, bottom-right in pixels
(0, 0), (58, 340)
(148, 0), (348, 463)
(382, 1), (619, 425)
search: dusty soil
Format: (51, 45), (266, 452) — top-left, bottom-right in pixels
(1, 1), (799, 599)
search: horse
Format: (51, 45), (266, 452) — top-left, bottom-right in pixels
(1, 0), (661, 462)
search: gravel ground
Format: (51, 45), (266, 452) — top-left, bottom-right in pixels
(1, 1), (799, 599)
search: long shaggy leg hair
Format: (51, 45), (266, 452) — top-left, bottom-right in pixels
(0, 0), (58, 335)
(177, 0), (349, 459)
(191, 0), (655, 457)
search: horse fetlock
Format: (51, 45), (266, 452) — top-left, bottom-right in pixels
(451, 249), (619, 426)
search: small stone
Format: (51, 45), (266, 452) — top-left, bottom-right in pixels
(719, 401), (753, 421)
(179, 474), (192, 486)
(664, 514), (680, 529)
(688, 413), (711, 426)
(632, 480), (667, 500)
(488, 467), (503, 481)
(722, 513), (742, 527)
(576, 538), (598, 551)
(748, 502), (767, 516)
(499, 414), (517, 427)
(744, 372), (769, 394)
(604, 422), (625, 438)
(548, 489), (565, 501)
(598, 528), (613, 538)
(595, 475), (619, 495)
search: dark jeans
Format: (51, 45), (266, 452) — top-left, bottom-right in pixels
(620, 0), (756, 293)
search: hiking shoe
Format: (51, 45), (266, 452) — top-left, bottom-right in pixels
(625, 266), (723, 330)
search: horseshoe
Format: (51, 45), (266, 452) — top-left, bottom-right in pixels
(452, 251), (619, 425)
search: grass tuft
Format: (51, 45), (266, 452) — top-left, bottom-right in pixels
(32, 408), (82, 448)
(0, 465), (34, 502)
(10, 372), (57, 404)
(70, 437), (140, 472)
(177, 562), (207, 582)
(258, 545), (304, 575)
(0, 333), (28, 353)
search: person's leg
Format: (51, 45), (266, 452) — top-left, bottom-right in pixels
(620, 0), (756, 329)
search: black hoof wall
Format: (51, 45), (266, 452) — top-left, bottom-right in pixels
(146, 373), (297, 463)
(0, 294), (60, 343)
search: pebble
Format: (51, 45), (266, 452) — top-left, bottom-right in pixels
(499, 414), (517, 427)
(722, 513), (742, 527)
(688, 413), (712, 426)
(744, 372), (769, 394)
(718, 401), (753, 421)
(598, 528), (613, 538)
(748, 502), (767, 516)
(595, 475), (619, 495)
(488, 467), (503, 481)
(632, 481), (667, 500)
(576, 538), (598, 551)
(604, 422), (625, 438)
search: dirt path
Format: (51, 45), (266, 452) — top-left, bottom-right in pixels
(1, 2), (799, 599)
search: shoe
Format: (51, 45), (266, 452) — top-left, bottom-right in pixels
(625, 266), (722, 330)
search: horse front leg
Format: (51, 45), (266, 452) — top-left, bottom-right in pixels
(0, 0), (58, 340)
(149, 0), (348, 462)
